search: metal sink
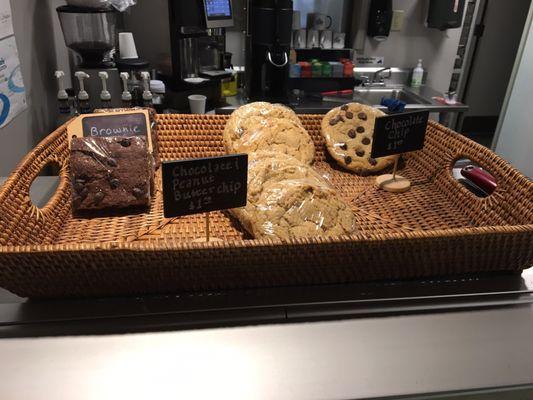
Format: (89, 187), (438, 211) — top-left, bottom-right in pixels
(353, 87), (431, 106)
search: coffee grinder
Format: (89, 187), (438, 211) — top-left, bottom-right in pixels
(57, 5), (123, 110)
(246, 0), (293, 103)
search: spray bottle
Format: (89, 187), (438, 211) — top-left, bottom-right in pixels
(120, 72), (133, 108)
(54, 70), (72, 125)
(74, 71), (91, 114)
(98, 71), (112, 108)
(140, 71), (153, 108)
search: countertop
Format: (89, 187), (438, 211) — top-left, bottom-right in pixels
(216, 85), (468, 115)
(1, 177), (532, 399)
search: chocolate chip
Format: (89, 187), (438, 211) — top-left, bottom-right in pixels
(369, 158), (377, 166)
(132, 187), (144, 198)
(107, 158), (117, 167)
(348, 129), (356, 138)
(345, 156), (352, 165)
(329, 115), (341, 126)
(120, 138), (131, 147)
(345, 111), (353, 119)
(358, 112), (367, 120)
(356, 126), (365, 133)
(340, 143), (348, 150)
(356, 149), (365, 157)
(79, 187), (88, 201)
(73, 181), (85, 193)
(94, 191), (105, 203)
(341, 105), (349, 111)
(362, 137), (371, 145)
(109, 178), (120, 189)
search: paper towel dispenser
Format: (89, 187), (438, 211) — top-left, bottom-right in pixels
(367, 0), (392, 41)
(426, 0), (465, 30)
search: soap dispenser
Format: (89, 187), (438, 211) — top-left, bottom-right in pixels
(411, 59), (424, 88)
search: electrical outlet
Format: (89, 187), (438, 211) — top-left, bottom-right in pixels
(391, 10), (405, 31)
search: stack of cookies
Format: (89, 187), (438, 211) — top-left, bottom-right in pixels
(224, 102), (357, 241)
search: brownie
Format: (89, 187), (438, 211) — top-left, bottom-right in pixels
(70, 136), (152, 211)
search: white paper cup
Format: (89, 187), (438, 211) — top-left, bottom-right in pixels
(119, 32), (139, 59)
(188, 94), (207, 114)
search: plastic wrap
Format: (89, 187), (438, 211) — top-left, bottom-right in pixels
(320, 102), (397, 174)
(223, 101), (302, 153)
(229, 116), (315, 164)
(70, 136), (152, 211)
(66, 0), (136, 12)
(230, 152), (356, 241)
(94, 106), (160, 169)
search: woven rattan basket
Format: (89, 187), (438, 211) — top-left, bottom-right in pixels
(0, 114), (532, 298)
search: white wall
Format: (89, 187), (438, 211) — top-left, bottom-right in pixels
(464, 0), (531, 117)
(0, 0), (69, 177)
(494, 3), (533, 177)
(358, 0), (463, 94)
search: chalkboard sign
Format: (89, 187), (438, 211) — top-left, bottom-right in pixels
(162, 154), (248, 218)
(81, 112), (148, 138)
(67, 110), (153, 152)
(371, 110), (429, 158)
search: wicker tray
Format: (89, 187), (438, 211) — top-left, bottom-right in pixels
(0, 114), (532, 298)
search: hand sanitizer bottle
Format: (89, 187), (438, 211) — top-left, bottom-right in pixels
(411, 59), (424, 88)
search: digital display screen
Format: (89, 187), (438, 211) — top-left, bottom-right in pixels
(205, 0), (232, 19)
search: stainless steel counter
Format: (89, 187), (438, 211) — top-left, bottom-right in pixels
(216, 85), (468, 115)
(1, 177), (532, 399)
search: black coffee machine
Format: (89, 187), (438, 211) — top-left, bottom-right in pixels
(124, 0), (233, 108)
(246, 0), (293, 103)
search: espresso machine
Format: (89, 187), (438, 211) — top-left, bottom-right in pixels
(124, 0), (234, 108)
(57, 5), (123, 109)
(246, 0), (293, 103)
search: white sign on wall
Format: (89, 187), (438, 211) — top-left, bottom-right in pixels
(0, 0), (26, 128)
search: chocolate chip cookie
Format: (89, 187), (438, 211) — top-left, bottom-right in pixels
(228, 116), (315, 164)
(223, 102), (302, 153)
(321, 103), (397, 174)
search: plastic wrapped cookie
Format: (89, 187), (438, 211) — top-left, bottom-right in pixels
(251, 179), (357, 241)
(321, 102), (398, 174)
(223, 101), (302, 153)
(228, 116), (315, 164)
(230, 151), (327, 233)
(229, 151), (355, 241)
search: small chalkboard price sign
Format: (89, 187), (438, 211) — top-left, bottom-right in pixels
(162, 154), (248, 242)
(67, 110), (153, 152)
(371, 110), (429, 193)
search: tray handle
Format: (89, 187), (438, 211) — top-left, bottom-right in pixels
(0, 124), (71, 246)
(443, 140), (533, 225)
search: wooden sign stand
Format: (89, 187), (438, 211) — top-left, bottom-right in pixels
(192, 212), (223, 243)
(375, 157), (411, 193)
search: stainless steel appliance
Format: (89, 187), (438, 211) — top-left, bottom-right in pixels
(124, 0), (233, 92)
(246, 0), (293, 103)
